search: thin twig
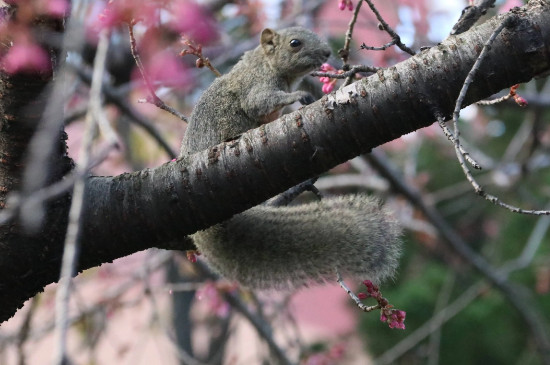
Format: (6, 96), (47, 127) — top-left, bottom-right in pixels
(339, 0), (364, 65)
(360, 39), (398, 51)
(336, 273), (379, 312)
(339, 0), (365, 87)
(436, 115), (481, 169)
(452, 18), (510, 128)
(450, 16), (550, 216)
(311, 64), (379, 79)
(267, 177), (318, 207)
(363, 0), (415, 55)
(202, 58), (221, 77)
(499, 201), (550, 273)
(53, 30), (110, 365)
(426, 272), (455, 365)
(451, 0), (497, 35)
(180, 38), (222, 77)
(476, 93), (511, 105)
(477, 84), (527, 106)
(127, 22), (188, 123)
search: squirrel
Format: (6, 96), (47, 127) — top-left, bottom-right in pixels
(180, 27), (402, 289)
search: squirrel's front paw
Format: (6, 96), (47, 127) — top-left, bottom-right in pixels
(299, 93), (315, 105)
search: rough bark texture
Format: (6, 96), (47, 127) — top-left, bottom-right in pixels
(0, 1), (549, 322)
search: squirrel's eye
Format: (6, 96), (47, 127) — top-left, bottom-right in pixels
(289, 39), (302, 48)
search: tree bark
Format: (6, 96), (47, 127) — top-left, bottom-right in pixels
(1, 1), (549, 322)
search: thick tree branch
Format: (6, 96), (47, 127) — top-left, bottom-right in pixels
(1, 1), (550, 322)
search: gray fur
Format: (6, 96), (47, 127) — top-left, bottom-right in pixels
(193, 195), (401, 288)
(181, 27), (331, 155)
(180, 27), (402, 288)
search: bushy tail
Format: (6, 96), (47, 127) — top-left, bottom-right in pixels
(192, 195), (402, 289)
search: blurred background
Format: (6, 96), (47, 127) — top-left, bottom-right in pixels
(1, 0), (549, 364)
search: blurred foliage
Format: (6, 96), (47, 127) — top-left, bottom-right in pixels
(359, 87), (550, 364)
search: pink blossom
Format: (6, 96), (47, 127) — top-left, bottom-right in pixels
(170, 1), (219, 45)
(318, 63), (339, 94)
(96, 0), (158, 29)
(320, 63), (336, 72)
(322, 82), (335, 94)
(514, 96), (528, 107)
(140, 51), (191, 87)
(380, 308), (406, 330)
(196, 281), (230, 318)
(363, 279), (374, 289)
(389, 320), (405, 329)
(186, 250), (199, 263)
(2, 41), (51, 74)
(338, 0), (353, 11)
(509, 84), (528, 107)
(131, 48), (192, 90)
(43, 0), (69, 17)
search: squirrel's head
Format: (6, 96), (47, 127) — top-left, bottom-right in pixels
(260, 27), (331, 80)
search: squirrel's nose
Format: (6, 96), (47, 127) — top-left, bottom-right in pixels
(323, 49), (331, 58)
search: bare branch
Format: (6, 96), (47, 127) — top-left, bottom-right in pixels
(337, 273), (380, 313)
(450, 15), (550, 216)
(436, 115), (482, 170)
(180, 38), (222, 78)
(339, 0), (364, 65)
(127, 22), (188, 123)
(363, 0), (415, 55)
(451, 0), (497, 35)
(311, 64), (379, 79)
(53, 30), (111, 365)
(360, 39), (399, 51)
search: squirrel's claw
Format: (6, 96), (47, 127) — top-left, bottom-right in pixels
(299, 93), (315, 105)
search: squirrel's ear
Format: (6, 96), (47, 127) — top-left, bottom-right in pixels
(260, 28), (277, 54)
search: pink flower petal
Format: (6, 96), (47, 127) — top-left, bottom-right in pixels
(2, 42), (51, 74)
